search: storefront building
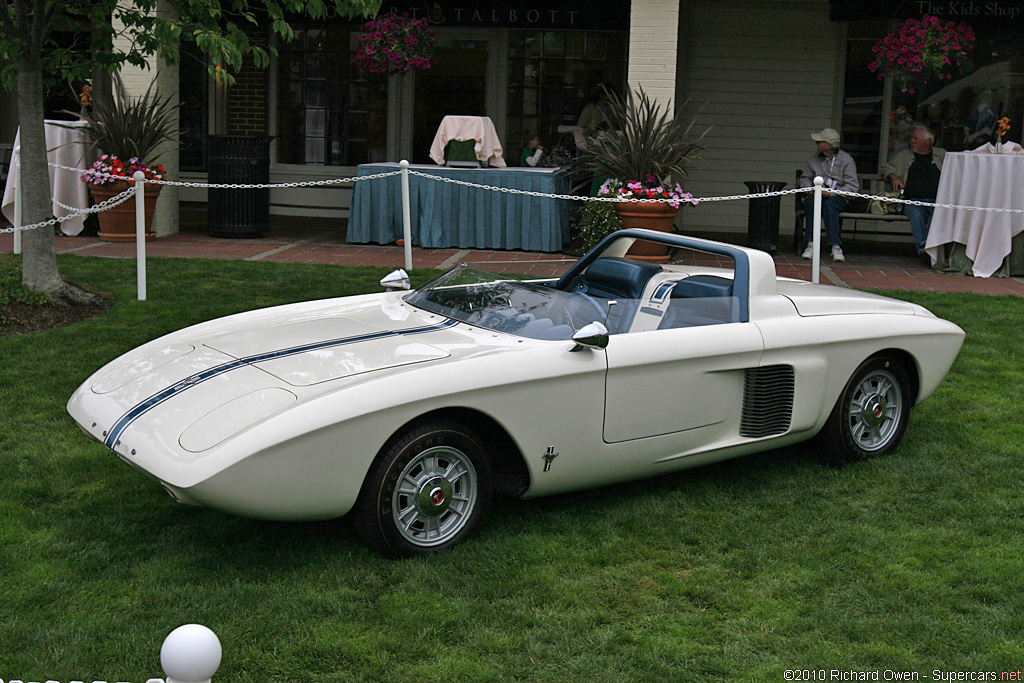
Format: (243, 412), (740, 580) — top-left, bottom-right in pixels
(174, 0), (640, 229)
(6, 0), (1023, 242)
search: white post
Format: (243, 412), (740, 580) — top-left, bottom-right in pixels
(812, 176), (823, 285)
(399, 159), (413, 272)
(134, 170), (147, 301)
(160, 624), (222, 683)
(12, 145), (21, 254)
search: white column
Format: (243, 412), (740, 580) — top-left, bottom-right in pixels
(111, 0), (179, 237)
(626, 0), (680, 109)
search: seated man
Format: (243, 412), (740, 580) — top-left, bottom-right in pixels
(799, 127), (859, 263)
(880, 123), (946, 264)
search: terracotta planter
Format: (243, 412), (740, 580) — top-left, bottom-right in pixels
(614, 201), (679, 263)
(88, 181), (162, 242)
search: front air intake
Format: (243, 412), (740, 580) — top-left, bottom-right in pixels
(740, 365), (795, 438)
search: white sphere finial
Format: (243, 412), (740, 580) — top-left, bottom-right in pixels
(160, 624), (222, 683)
(813, 175), (824, 186)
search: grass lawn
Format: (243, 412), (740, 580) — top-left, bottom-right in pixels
(1, 255), (1022, 682)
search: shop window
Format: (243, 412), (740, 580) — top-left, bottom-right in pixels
(276, 26), (388, 166)
(840, 21), (889, 175)
(843, 19), (1024, 176)
(179, 40), (209, 172)
(505, 29), (626, 166)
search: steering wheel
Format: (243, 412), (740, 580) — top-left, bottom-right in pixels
(564, 291), (608, 330)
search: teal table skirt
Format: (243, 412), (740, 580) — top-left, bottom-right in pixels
(348, 163), (570, 252)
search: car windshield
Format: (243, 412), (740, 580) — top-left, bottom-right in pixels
(405, 265), (601, 340)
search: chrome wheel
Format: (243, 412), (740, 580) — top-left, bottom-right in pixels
(845, 368), (904, 452)
(818, 355), (912, 465)
(392, 445), (479, 548)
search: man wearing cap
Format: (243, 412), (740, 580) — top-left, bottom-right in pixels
(799, 127), (859, 262)
(880, 123), (946, 264)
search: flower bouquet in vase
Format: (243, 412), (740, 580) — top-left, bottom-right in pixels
(996, 116), (1011, 153)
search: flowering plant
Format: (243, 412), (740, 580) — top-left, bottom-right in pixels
(598, 175), (699, 210)
(354, 13), (437, 76)
(996, 116), (1011, 137)
(868, 15), (975, 94)
(81, 154), (167, 187)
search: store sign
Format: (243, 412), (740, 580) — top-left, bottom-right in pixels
(913, 1), (1021, 18)
(830, 0), (1023, 21)
(380, 1), (628, 30)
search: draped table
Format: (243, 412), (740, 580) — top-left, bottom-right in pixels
(1, 120), (94, 236)
(926, 151), (1024, 278)
(347, 163), (571, 252)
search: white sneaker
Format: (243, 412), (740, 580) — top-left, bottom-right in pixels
(831, 245), (845, 262)
(801, 245), (813, 260)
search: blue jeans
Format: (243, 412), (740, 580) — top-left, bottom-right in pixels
(904, 201), (935, 252)
(804, 195), (847, 247)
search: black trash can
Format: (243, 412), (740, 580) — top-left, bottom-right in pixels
(744, 181), (787, 254)
(207, 135), (273, 238)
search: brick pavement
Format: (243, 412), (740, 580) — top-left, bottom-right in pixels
(3, 226), (1023, 296)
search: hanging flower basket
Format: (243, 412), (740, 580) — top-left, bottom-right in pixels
(354, 13), (437, 76)
(868, 15), (975, 94)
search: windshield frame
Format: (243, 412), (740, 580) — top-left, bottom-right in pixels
(404, 264), (598, 340)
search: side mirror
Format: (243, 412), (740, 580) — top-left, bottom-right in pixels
(570, 321), (609, 352)
(380, 269), (410, 291)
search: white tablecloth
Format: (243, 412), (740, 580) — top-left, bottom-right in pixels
(1, 120), (94, 236)
(428, 115), (506, 168)
(927, 151), (1024, 278)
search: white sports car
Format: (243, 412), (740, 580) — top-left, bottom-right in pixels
(68, 229), (964, 557)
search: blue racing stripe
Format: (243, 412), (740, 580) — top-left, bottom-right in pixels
(103, 318), (458, 449)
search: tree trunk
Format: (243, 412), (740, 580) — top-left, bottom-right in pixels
(16, 56), (100, 304)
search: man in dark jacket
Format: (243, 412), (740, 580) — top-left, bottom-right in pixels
(881, 124), (946, 264)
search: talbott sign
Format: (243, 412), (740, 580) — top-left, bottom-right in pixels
(381, 1), (630, 31)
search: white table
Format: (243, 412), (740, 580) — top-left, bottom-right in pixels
(927, 151), (1024, 278)
(1, 120), (94, 236)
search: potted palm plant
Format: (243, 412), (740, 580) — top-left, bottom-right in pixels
(67, 74), (177, 241)
(574, 86), (706, 262)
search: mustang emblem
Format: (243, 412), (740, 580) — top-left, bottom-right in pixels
(542, 446), (559, 472)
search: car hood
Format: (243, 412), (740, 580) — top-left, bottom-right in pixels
(776, 279), (918, 317)
(203, 315), (452, 386)
(88, 294), (456, 398)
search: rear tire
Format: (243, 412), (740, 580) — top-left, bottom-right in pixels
(818, 356), (912, 466)
(354, 420), (492, 558)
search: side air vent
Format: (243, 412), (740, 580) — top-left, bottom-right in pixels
(740, 365), (795, 438)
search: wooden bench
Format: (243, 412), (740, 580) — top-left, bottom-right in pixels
(794, 171), (910, 252)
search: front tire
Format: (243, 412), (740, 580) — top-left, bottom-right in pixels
(818, 356), (912, 466)
(354, 420), (492, 558)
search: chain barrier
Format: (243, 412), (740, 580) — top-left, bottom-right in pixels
(47, 161), (402, 189)
(7, 161), (1024, 241)
(0, 183), (137, 235)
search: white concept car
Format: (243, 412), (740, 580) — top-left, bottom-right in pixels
(68, 230), (965, 557)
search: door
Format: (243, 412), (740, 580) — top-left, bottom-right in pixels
(602, 324), (764, 443)
(411, 36), (501, 164)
